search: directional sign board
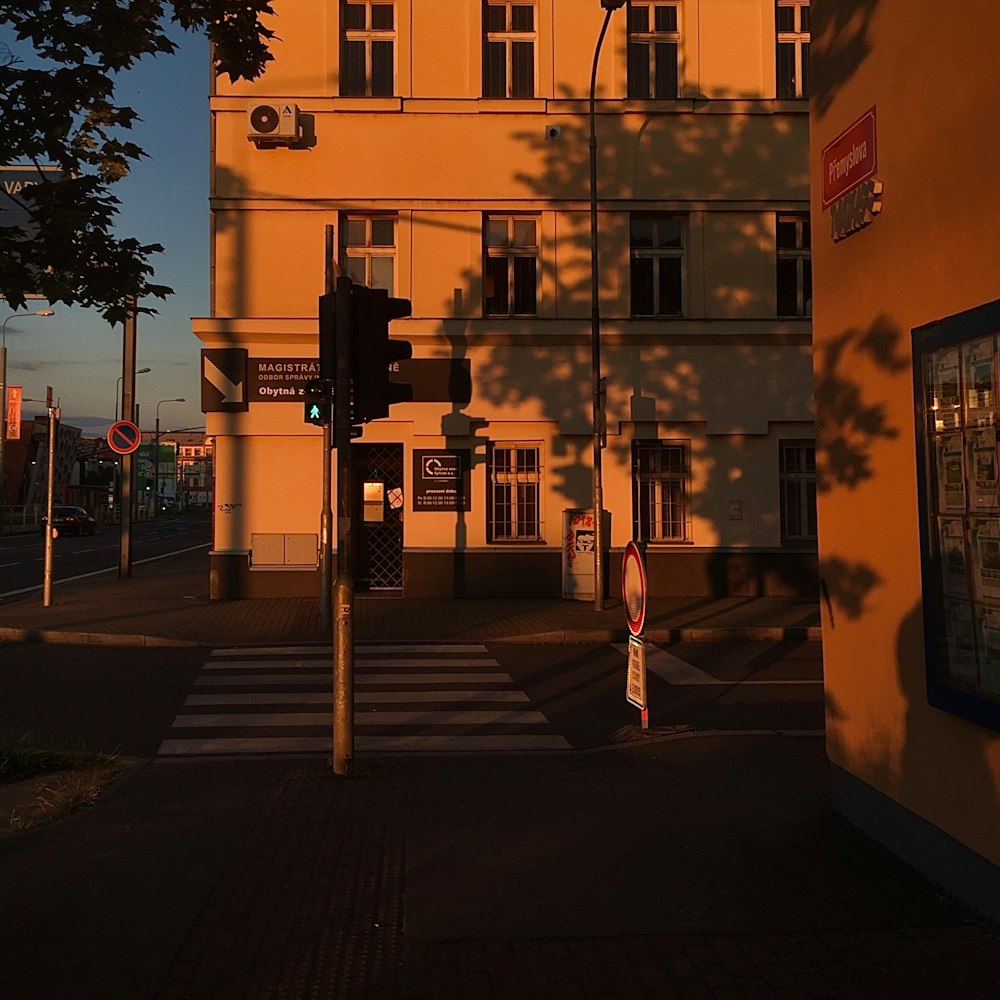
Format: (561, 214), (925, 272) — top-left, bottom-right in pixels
(201, 349), (249, 412)
(107, 420), (142, 455)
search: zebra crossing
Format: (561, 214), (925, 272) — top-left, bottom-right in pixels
(157, 643), (571, 758)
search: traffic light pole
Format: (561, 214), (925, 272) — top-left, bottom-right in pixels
(332, 275), (355, 776)
(319, 226), (336, 632)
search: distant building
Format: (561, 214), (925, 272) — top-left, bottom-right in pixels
(17, 417), (81, 508)
(197, 0), (815, 599)
(811, 0), (1000, 920)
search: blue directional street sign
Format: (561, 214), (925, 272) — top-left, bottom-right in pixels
(107, 420), (142, 455)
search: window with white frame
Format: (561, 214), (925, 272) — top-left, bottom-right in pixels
(779, 440), (817, 544)
(483, 1), (536, 98)
(341, 1), (396, 97)
(342, 215), (396, 291)
(776, 1), (810, 98)
(776, 213), (812, 317)
(488, 443), (542, 541)
(633, 441), (690, 543)
(630, 214), (684, 317)
(627, 2), (680, 100)
(484, 214), (538, 316)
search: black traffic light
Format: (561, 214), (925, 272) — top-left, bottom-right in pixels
(318, 292), (336, 382)
(303, 378), (332, 425)
(351, 284), (413, 423)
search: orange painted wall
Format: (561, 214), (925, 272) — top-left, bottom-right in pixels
(811, 0), (1000, 863)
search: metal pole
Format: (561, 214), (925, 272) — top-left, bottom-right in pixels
(43, 387), (57, 606)
(154, 413), (160, 515)
(589, 5), (617, 612)
(119, 297), (137, 579)
(332, 275), (354, 775)
(319, 224), (336, 632)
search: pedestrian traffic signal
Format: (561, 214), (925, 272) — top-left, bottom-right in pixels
(350, 284), (413, 423)
(303, 378), (332, 425)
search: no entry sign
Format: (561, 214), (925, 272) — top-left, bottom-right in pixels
(622, 540), (647, 637)
(107, 420), (142, 455)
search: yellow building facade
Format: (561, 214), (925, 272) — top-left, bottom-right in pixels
(811, 0), (1000, 918)
(196, 0), (815, 599)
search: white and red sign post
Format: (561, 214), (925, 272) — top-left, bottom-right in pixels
(622, 540), (649, 729)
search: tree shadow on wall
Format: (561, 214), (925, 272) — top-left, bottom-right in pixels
(451, 86), (812, 597)
(814, 313), (909, 626)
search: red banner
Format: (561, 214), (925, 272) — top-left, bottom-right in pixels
(6, 385), (21, 440)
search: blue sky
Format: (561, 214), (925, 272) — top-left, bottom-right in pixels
(2, 27), (211, 437)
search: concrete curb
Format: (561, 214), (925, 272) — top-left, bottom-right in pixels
(1, 624), (821, 648)
(0, 627), (201, 648)
(492, 625), (822, 644)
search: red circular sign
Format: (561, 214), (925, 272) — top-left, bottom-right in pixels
(622, 540), (647, 637)
(107, 420), (142, 455)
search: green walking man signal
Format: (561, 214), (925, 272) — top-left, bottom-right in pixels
(303, 378), (333, 425)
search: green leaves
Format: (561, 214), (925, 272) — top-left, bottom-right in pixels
(0, 1), (275, 321)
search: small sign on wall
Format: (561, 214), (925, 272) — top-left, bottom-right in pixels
(413, 449), (471, 511)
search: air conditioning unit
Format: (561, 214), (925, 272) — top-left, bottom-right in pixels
(247, 103), (300, 143)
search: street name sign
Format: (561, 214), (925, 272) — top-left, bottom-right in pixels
(821, 107), (877, 209)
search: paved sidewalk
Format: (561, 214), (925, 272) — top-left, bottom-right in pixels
(0, 545), (821, 647)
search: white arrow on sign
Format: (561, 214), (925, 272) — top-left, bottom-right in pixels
(203, 356), (244, 403)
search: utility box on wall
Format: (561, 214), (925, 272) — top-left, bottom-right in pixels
(562, 509), (609, 600)
(251, 532), (318, 568)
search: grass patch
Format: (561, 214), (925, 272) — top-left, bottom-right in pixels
(1, 728), (125, 835)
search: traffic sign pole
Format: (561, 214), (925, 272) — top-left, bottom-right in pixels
(120, 300), (137, 580)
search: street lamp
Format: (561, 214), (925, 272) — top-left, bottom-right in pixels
(116, 367), (151, 421)
(589, 0), (625, 611)
(1, 309), (55, 522)
(154, 397), (185, 514)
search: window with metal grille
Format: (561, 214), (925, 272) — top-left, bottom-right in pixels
(776, 1), (810, 98)
(341, 1), (396, 97)
(627, 2), (680, 99)
(484, 214), (538, 316)
(779, 440), (817, 543)
(633, 441), (689, 543)
(488, 443), (542, 541)
(483, 2), (536, 98)
(630, 214), (684, 317)
(341, 215), (396, 291)
(776, 213), (811, 317)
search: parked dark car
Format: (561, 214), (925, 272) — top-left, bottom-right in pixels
(41, 506), (97, 536)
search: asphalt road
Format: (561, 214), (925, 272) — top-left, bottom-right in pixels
(0, 513), (211, 600)
(0, 638), (823, 757)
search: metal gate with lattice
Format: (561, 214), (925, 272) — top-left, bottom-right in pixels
(354, 443), (404, 590)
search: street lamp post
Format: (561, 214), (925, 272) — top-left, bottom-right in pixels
(1, 309), (55, 527)
(116, 367), (151, 421)
(589, 1), (625, 611)
(154, 398), (185, 514)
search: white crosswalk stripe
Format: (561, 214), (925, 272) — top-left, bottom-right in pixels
(158, 643), (571, 758)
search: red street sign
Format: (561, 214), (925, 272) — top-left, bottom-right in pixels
(821, 107), (877, 208)
(107, 420), (142, 455)
(622, 540), (647, 638)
